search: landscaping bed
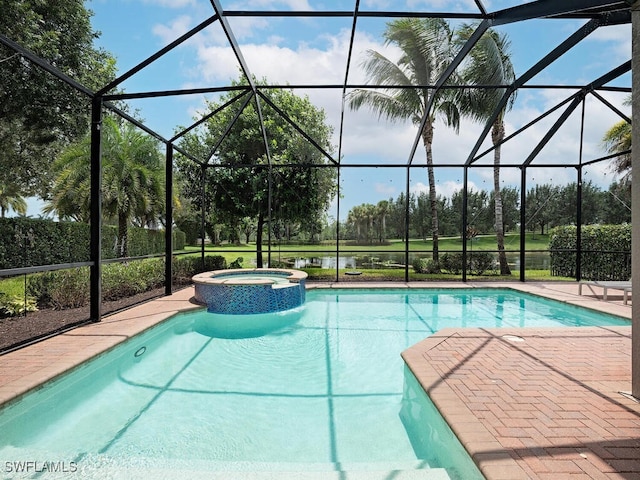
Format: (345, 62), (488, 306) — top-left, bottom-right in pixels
(0, 287), (166, 353)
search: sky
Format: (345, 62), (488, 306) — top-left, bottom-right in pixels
(26, 0), (634, 219)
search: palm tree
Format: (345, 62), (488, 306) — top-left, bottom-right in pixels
(455, 23), (516, 275)
(347, 18), (461, 265)
(602, 95), (632, 188)
(363, 203), (377, 243)
(0, 182), (27, 217)
(376, 199), (390, 242)
(346, 205), (363, 243)
(44, 140), (92, 222)
(46, 116), (165, 257)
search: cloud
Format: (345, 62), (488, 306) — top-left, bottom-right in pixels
(148, 5), (630, 199)
(225, 0), (313, 10)
(411, 180), (480, 199)
(152, 15), (194, 44)
(375, 182), (397, 196)
(589, 23), (631, 63)
(143, 0), (197, 7)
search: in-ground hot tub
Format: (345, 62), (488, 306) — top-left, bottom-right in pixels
(192, 268), (307, 314)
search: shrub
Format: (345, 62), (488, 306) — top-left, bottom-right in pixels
(441, 253), (463, 275)
(550, 224), (631, 280)
(412, 258), (427, 274)
(205, 255), (227, 271)
(173, 255), (228, 285)
(102, 260), (165, 301)
(229, 257), (243, 269)
(425, 259), (439, 274)
(412, 258), (440, 274)
(28, 259), (166, 308)
(27, 268), (90, 310)
(468, 252), (495, 276)
(173, 256), (197, 285)
(268, 259), (288, 268)
(439, 252), (495, 276)
(25, 254), (231, 309)
(173, 229), (186, 251)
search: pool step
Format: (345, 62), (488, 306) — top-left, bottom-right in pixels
(154, 470), (452, 480)
(85, 468), (452, 480)
(76, 459), (454, 480)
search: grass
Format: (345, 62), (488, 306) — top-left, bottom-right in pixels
(298, 267), (573, 282)
(0, 277), (28, 297)
(181, 233), (550, 255)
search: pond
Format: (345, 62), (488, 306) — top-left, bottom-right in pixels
(290, 252), (551, 271)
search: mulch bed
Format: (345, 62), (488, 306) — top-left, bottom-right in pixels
(0, 288), (170, 353)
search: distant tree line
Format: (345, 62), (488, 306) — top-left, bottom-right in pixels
(340, 180), (630, 244)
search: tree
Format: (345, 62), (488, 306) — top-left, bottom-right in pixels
(348, 18), (461, 265)
(412, 192), (432, 241)
(0, 0), (116, 196)
(602, 181), (631, 224)
(547, 181), (602, 228)
(46, 117), (166, 257)
(347, 205), (366, 243)
(388, 193), (408, 241)
(177, 77), (337, 267)
(492, 186), (520, 233)
(376, 200), (390, 242)
(0, 182), (27, 217)
(455, 23), (516, 275)
(525, 184), (556, 234)
(602, 105), (632, 189)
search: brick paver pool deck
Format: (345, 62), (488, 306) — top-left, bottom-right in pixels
(0, 282), (637, 479)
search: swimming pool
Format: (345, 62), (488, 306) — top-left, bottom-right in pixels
(0, 289), (628, 479)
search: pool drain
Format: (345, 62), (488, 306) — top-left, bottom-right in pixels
(134, 346), (147, 357)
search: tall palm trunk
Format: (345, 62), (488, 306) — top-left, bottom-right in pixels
(256, 211), (264, 268)
(118, 211), (128, 258)
(421, 118), (439, 265)
(492, 119), (510, 275)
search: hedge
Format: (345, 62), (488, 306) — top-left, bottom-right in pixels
(21, 254), (227, 312)
(440, 252), (496, 276)
(549, 224), (631, 280)
(0, 218), (185, 269)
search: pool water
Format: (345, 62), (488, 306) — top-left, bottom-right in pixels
(216, 274), (291, 283)
(0, 289), (628, 479)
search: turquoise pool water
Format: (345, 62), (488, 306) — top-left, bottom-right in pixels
(0, 289), (629, 479)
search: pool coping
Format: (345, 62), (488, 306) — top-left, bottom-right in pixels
(0, 281), (635, 479)
(192, 267), (308, 285)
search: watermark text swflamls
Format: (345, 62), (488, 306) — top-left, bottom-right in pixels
(5, 461), (78, 474)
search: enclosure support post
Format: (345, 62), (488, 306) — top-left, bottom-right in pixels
(336, 166), (341, 282)
(576, 97), (586, 281)
(404, 166), (410, 282)
(90, 97), (103, 321)
(519, 167), (526, 282)
(200, 165), (206, 270)
(462, 166), (468, 282)
(165, 143), (174, 296)
(267, 165), (272, 268)
(630, 0), (640, 399)
(576, 166), (583, 281)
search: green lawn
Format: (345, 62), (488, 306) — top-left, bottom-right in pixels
(181, 233), (550, 255)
